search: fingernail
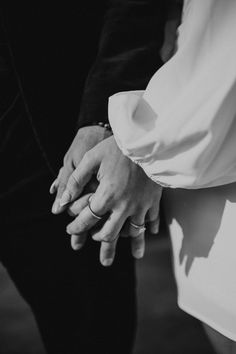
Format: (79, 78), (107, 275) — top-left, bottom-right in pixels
(153, 220), (160, 234)
(52, 199), (60, 214)
(102, 259), (113, 267)
(151, 225), (159, 234)
(134, 249), (144, 259)
(66, 226), (72, 234)
(49, 179), (58, 194)
(60, 190), (71, 206)
(153, 225), (159, 234)
(72, 243), (83, 251)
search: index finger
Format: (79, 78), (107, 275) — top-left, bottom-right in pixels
(51, 166), (73, 214)
(60, 150), (99, 207)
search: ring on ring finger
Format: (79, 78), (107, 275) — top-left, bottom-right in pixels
(88, 195), (103, 220)
(129, 221), (146, 235)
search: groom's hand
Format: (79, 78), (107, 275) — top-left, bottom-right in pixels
(50, 126), (111, 214)
(61, 136), (162, 266)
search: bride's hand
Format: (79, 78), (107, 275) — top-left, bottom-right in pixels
(60, 136), (162, 266)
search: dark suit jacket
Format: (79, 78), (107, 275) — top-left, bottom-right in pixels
(1, 1), (168, 173)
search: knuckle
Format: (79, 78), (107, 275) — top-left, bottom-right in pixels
(119, 200), (130, 214)
(133, 205), (144, 216)
(63, 153), (70, 165)
(100, 188), (115, 208)
(68, 172), (80, 189)
(82, 150), (92, 164)
(77, 127), (87, 137)
(126, 199), (137, 213)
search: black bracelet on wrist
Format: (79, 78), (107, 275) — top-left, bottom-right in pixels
(93, 121), (112, 132)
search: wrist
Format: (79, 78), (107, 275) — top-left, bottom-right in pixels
(92, 121), (112, 133)
(91, 121), (113, 139)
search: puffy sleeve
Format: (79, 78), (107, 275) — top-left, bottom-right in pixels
(108, 0), (236, 189)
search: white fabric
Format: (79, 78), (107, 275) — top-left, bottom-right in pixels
(108, 0), (236, 189)
(108, 0), (236, 340)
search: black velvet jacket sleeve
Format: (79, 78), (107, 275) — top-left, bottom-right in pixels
(0, 2), (168, 171)
(77, 0), (168, 129)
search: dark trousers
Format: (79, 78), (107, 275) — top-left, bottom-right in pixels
(0, 74), (136, 354)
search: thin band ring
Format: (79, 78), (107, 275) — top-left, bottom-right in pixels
(129, 221), (146, 234)
(88, 195), (103, 220)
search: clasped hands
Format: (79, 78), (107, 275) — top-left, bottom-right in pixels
(51, 126), (162, 266)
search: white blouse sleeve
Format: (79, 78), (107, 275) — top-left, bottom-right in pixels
(108, 0), (236, 189)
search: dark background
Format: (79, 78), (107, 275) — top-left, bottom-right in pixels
(0, 233), (215, 354)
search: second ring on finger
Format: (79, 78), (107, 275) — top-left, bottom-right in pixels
(129, 217), (146, 238)
(129, 217), (146, 259)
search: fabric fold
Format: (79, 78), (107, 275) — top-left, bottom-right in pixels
(109, 0), (236, 189)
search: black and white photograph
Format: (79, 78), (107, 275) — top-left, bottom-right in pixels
(0, 1), (236, 353)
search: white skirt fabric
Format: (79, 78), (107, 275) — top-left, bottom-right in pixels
(108, 0), (236, 339)
(163, 183), (236, 340)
